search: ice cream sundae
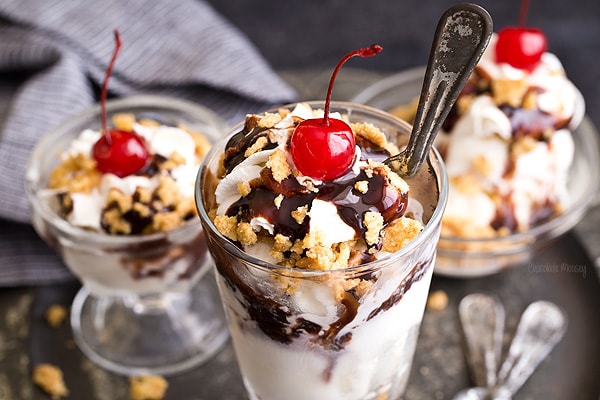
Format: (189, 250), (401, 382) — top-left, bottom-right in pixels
(437, 12), (585, 239)
(197, 46), (448, 400)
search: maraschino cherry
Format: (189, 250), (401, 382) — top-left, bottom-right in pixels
(495, 0), (547, 71)
(92, 29), (149, 178)
(289, 45), (383, 181)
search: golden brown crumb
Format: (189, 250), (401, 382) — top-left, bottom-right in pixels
(382, 164), (410, 194)
(511, 136), (538, 159)
(291, 205), (308, 224)
(155, 176), (181, 208)
(112, 113), (136, 131)
(237, 181), (252, 197)
(45, 305), (67, 328)
(107, 188), (132, 213)
(381, 217), (423, 252)
(426, 290), (449, 312)
(236, 222), (258, 246)
(32, 364), (69, 399)
(266, 148), (291, 183)
(472, 155), (494, 176)
(451, 175), (481, 196)
(129, 375), (168, 400)
(522, 90), (538, 110)
(152, 212), (181, 232)
(244, 136), (269, 157)
(258, 112), (283, 128)
(297, 246), (335, 270)
(363, 211), (384, 247)
(273, 234), (293, 252)
(213, 215), (238, 241)
(351, 122), (387, 148)
(351, 122), (400, 157)
(492, 78), (527, 107)
(354, 180), (369, 194)
(161, 152), (187, 171)
(273, 194), (284, 209)
(103, 208), (132, 235)
(48, 153), (101, 193)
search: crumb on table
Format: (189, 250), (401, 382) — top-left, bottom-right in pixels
(129, 375), (169, 400)
(426, 290), (449, 312)
(32, 364), (69, 399)
(45, 304), (68, 328)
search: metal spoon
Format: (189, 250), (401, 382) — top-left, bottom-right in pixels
(385, 3), (493, 177)
(453, 301), (568, 400)
(458, 293), (505, 390)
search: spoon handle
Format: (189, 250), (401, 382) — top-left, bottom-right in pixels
(459, 293), (505, 389)
(494, 301), (567, 397)
(392, 3), (492, 177)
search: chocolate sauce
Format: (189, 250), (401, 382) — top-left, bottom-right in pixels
(367, 259), (430, 321)
(491, 194), (557, 232)
(225, 158), (407, 247)
(355, 135), (390, 163)
(500, 105), (558, 140)
(228, 187), (313, 242)
(224, 126), (275, 174)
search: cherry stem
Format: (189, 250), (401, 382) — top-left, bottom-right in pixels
(322, 44), (383, 126)
(100, 29), (122, 145)
(518, 0), (530, 27)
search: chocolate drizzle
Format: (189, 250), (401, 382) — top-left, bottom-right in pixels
(224, 151), (408, 248)
(213, 241), (431, 353)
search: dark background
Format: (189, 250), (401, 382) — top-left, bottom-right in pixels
(205, 0), (600, 128)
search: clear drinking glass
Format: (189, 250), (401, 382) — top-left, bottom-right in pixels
(26, 95), (230, 376)
(196, 101), (448, 400)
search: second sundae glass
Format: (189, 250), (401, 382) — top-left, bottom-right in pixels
(196, 101), (448, 400)
(26, 95), (230, 376)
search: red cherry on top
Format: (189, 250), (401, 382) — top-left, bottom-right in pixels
(92, 29), (149, 178)
(495, 0), (547, 71)
(93, 130), (149, 178)
(495, 27), (547, 71)
(290, 44), (382, 181)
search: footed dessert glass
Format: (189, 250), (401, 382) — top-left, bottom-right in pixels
(352, 69), (600, 277)
(196, 101), (448, 400)
(26, 95), (230, 376)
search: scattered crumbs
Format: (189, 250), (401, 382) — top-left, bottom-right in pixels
(419, 366), (430, 376)
(32, 364), (69, 399)
(45, 304), (68, 328)
(426, 290), (449, 312)
(129, 375), (168, 400)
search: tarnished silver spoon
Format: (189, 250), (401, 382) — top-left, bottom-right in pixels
(459, 293), (505, 390)
(385, 3), (493, 177)
(453, 300), (568, 400)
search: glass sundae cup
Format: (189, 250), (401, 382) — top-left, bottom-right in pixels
(196, 101), (448, 400)
(26, 95), (230, 376)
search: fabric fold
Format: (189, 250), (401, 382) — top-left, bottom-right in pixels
(0, 0), (297, 285)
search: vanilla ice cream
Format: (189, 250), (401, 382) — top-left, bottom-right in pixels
(439, 33), (584, 238)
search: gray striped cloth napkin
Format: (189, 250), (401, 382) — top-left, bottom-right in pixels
(0, 0), (297, 285)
